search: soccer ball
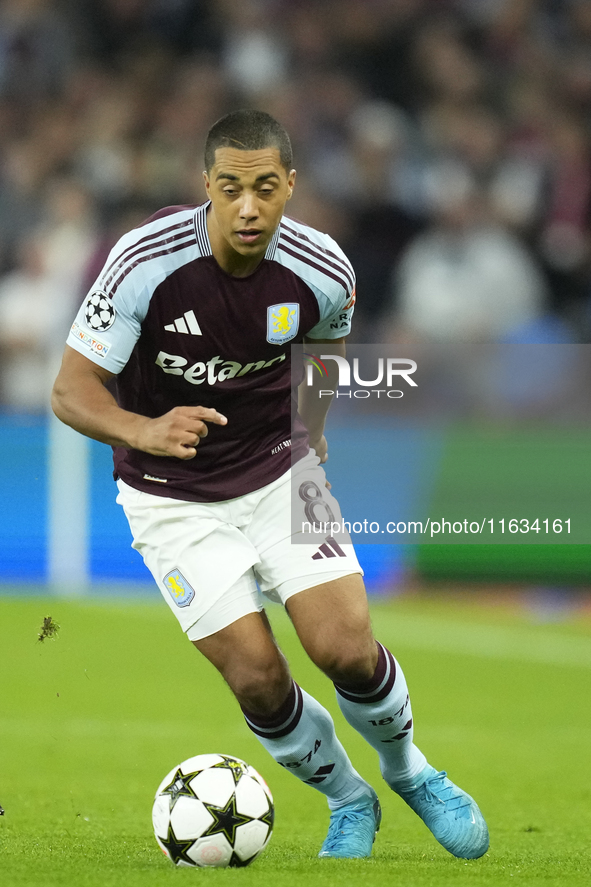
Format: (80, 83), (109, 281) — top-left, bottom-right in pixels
(152, 753), (274, 868)
(84, 291), (115, 331)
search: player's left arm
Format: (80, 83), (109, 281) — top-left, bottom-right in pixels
(299, 335), (346, 463)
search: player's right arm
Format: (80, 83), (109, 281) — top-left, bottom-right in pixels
(51, 345), (227, 461)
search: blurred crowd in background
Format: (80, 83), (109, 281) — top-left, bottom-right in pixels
(1, 0), (591, 409)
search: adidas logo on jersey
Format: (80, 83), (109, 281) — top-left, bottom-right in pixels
(165, 310), (202, 335)
(311, 536), (347, 560)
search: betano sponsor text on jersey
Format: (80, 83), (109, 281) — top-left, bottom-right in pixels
(155, 350), (287, 384)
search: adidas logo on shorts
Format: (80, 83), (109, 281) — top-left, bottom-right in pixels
(312, 537), (346, 560)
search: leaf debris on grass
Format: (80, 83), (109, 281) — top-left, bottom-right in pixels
(38, 615), (60, 642)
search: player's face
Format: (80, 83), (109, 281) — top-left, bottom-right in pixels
(204, 147), (296, 272)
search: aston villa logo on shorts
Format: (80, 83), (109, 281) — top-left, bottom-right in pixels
(163, 570), (195, 608)
(267, 303), (299, 344)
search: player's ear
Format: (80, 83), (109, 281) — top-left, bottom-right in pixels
(203, 170), (211, 196)
(286, 168), (296, 199)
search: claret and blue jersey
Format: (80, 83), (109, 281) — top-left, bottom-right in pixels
(67, 202), (356, 502)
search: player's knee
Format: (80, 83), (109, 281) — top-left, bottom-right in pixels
(314, 643), (377, 686)
(226, 655), (291, 715)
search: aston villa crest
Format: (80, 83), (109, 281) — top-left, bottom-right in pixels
(267, 303), (299, 344)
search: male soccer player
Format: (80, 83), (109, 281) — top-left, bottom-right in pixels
(52, 110), (489, 860)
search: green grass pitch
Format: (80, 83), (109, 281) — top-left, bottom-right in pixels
(1, 591), (590, 886)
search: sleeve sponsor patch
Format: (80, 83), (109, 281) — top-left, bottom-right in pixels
(84, 290), (116, 332)
(343, 287), (356, 310)
(70, 322), (111, 358)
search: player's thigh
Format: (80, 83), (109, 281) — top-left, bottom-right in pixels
(248, 450), (364, 603)
(246, 454), (376, 681)
(285, 573), (377, 682)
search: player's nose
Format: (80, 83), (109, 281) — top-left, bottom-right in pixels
(238, 192), (259, 219)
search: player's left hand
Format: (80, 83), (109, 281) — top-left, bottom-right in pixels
(309, 435), (331, 488)
(310, 434), (328, 463)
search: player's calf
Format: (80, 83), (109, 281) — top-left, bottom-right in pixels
(242, 680), (376, 837)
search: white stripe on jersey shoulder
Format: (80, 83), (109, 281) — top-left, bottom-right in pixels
(96, 205), (207, 306)
(274, 216), (355, 301)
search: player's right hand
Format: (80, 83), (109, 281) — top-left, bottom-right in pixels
(135, 406), (228, 459)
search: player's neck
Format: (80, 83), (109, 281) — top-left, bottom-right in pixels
(206, 206), (267, 278)
(213, 247), (264, 278)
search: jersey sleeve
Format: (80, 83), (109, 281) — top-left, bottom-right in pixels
(67, 206), (200, 372)
(302, 232), (356, 340)
(305, 279), (356, 340)
(67, 235), (155, 373)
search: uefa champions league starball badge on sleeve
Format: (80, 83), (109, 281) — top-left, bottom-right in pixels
(152, 754), (274, 868)
(84, 291), (116, 332)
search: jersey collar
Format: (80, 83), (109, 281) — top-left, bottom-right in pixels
(264, 223), (281, 261)
(194, 202), (213, 256)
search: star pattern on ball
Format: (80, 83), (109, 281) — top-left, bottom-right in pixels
(229, 851), (257, 868)
(160, 768), (202, 812)
(202, 793), (252, 845)
(211, 756), (248, 786)
(158, 822), (195, 866)
(259, 802), (274, 831)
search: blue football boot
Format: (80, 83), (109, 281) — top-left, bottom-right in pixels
(318, 790), (382, 858)
(393, 766), (489, 859)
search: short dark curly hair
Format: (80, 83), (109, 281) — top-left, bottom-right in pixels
(204, 109), (293, 172)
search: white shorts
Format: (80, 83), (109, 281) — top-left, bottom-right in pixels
(116, 449), (362, 640)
